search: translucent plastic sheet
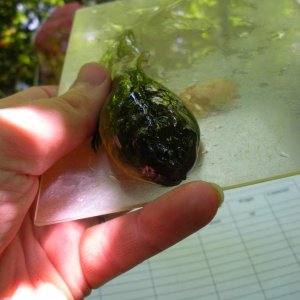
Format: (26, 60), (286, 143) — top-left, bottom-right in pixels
(35, 0), (300, 225)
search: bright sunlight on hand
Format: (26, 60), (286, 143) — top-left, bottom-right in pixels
(0, 63), (223, 299)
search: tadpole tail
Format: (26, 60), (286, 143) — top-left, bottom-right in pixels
(102, 29), (145, 78)
(117, 29), (140, 58)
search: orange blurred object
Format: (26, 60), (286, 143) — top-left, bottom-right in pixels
(178, 79), (238, 115)
(34, 2), (84, 85)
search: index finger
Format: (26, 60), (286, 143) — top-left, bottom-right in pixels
(80, 181), (222, 288)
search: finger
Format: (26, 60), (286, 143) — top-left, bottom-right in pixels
(0, 86), (58, 108)
(80, 181), (223, 288)
(0, 172), (39, 255)
(0, 63), (111, 174)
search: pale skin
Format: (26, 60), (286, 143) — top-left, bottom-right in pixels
(0, 63), (223, 299)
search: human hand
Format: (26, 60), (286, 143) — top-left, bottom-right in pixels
(0, 63), (223, 299)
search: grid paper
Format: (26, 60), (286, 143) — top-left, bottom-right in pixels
(86, 175), (300, 300)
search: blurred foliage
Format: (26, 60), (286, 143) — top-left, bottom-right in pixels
(0, 0), (114, 97)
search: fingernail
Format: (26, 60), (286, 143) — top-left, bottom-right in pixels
(208, 182), (224, 207)
(75, 63), (108, 87)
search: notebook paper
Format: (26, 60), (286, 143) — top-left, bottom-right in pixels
(86, 175), (300, 300)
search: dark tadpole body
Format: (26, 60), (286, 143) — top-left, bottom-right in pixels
(92, 30), (200, 186)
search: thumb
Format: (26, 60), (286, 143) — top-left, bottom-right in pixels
(0, 63), (111, 175)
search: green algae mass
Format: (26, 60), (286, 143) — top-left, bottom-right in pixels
(92, 30), (200, 186)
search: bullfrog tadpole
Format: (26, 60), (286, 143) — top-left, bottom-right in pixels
(92, 30), (200, 186)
